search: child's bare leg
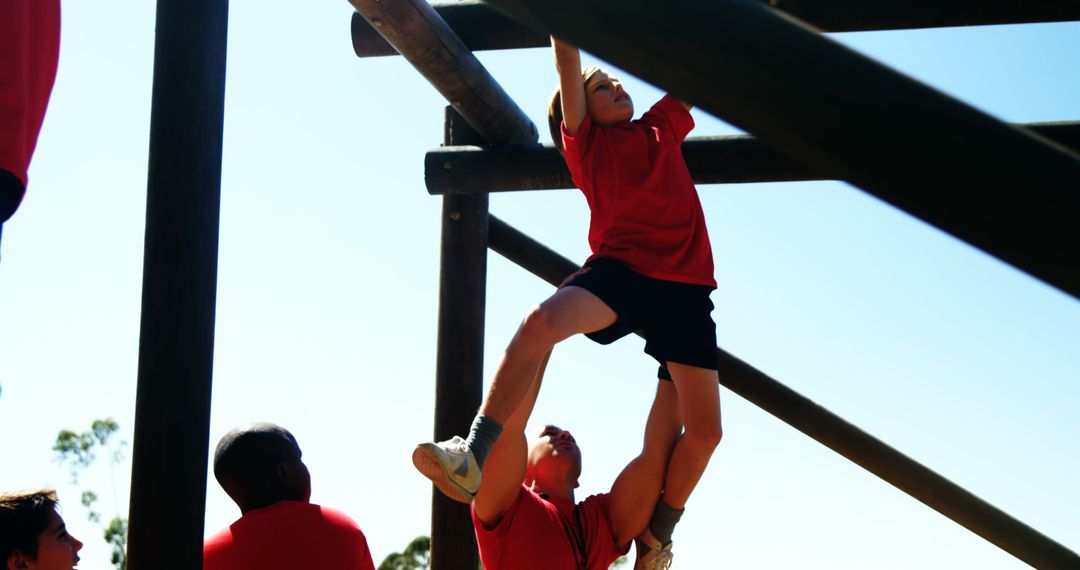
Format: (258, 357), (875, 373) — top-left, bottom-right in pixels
(478, 286), (616, 425)
(414, 286), (615, 503)
(608, 381), (682, 547)
(639, 361), (720, 557)
(662, 362), (722, 508)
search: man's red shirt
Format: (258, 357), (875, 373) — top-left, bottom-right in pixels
(204, 501), (376, 570)
(0, 0), (61, 193)
(563, 95), (716, 287)
(473, 486), (629, 570)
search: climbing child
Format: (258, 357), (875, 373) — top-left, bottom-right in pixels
(414, 37), (723, 567)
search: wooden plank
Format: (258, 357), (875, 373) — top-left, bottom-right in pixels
(431, 108), (487, 570)
(348, 0), (537, 144)
(425, 122), (1080, 194)
(351, 0), (1080, 57)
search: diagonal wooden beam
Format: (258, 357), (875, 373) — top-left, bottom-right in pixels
(347, 0), (536, 144)
(351, 0), (1080, 57)
(487, 214), (1080, 570)
(478, 0), (1080, 300)
(426, 121), (1080, 194)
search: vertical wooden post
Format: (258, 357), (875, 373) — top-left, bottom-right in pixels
(126, 1), (228, 569)
(431, 107), (488, 570)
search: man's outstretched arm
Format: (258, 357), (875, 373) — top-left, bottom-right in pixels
(607, 380), (683, 548)
(472, 350), (552, 528)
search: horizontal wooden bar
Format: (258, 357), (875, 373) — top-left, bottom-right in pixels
(426, 136), (819, 194)
(481, 0), (1080, 300)
(427, 122), (1080, 194)
(352, 0), (1080, 57)
(487, 214), (1080, 570)
(347, 0), (537, 144)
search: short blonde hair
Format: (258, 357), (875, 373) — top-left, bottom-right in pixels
(548, 65), (601, 155)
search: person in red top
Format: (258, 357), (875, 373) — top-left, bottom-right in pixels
(204, 423), (376, 570)
(415, 38), (722, 568)
(1, 489), (84, 570)
(472, 351), (682, 570)
(0, 0), (62, 259)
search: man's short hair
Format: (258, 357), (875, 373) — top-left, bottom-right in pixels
(0, 489), (59, 561)
(213, 422), (299, 486)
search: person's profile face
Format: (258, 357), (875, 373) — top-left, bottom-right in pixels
(283, 441), (312, 503)
(26, 510), (82, 570)
(529, 425), (582, 471)
(585, 71), (634, 127)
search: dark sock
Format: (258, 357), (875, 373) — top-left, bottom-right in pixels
(464, 415), (503, 469)
(649, 498), (684, 545)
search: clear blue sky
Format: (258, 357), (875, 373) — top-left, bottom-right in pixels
(1, 2), (1077, 568)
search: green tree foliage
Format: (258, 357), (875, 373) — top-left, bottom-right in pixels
(54, 418), (128, 570)
(379, 536), (431, 570)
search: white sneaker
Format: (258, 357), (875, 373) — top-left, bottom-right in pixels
(634, 528), (673, 570)
(412, 436), (482, 504)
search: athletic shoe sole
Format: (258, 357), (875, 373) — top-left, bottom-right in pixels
(412, 444), (476, 504)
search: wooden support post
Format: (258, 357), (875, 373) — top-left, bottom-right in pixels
(425, 122), (1080, 194)
(126, 1), (228, 569)
(478, 0), (1080, 300)
(487, 214), (1080, 570)
(347, 0), (537, 144)
(431, 107), (489, 570)
(351, 0), (1080, 57)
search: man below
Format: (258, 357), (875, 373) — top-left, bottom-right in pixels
(204, 422), (376, 570)
(416, 352), (686, 569)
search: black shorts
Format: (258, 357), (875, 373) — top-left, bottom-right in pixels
(562, 257), (718, 378)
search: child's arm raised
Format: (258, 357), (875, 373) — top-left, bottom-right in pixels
(552, 37), (587, 136)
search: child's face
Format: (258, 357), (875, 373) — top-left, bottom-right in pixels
(27, 511), (83, 570)
(585, 71), (634, 126)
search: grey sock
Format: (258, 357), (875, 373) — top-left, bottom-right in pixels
(649, 498), (684, 545)
(464, 415), (503, 469)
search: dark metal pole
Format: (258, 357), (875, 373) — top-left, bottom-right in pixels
(425, 122), (1080, 194)
(431, 108), (489, 570)
(351, 0), (1080, 57)
(487, 215), (1080, 570)
(347, 0), (537, 144)
(126, 1), (227, 569)
(480, 0), (1080, 300)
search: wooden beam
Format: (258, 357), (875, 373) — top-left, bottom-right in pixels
(431, 109), (487, 570)
(425, 122), (1080, 194)
(487, 214), (1080, 570)
(347, 0), (537, 144)
(478, 0), (1080, 300)
(426, 136), (818, 194)
(126, 1), (228, 569)
(351, 0), (1080, 57)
